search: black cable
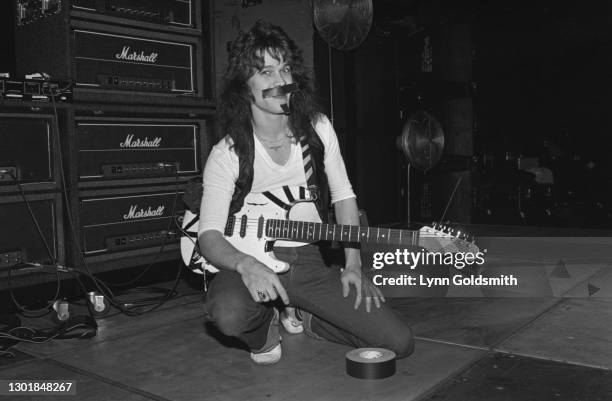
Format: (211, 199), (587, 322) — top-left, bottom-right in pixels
(118, 260), (184, 315)
(2, 170), (60, 317)
(7, 263), (59, 317)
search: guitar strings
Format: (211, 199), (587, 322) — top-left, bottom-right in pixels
(225, 224), (463, 239)
(217, 218), (470, 242)
(233, 225), (458, 236)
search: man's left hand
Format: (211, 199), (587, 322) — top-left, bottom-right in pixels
(341, 265), (386, 313)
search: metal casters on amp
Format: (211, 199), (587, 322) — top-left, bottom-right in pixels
(52, 300), (71, 322)
(87, 292), (109, 316)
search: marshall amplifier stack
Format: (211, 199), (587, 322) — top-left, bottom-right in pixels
(6, 0), (215, 275)
(66, 114), (208, 269)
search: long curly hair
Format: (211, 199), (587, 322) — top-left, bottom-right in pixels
(219, 20), (326, 214)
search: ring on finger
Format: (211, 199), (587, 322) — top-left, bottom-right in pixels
(257, 290), (267, 300)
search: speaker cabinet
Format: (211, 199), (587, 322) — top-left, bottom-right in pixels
(0, 192), (65, 289)
(0, 112), (60, 193)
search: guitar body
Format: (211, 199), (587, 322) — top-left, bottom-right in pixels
(180, 209), (203, 272)
(181, 186), (318, 274)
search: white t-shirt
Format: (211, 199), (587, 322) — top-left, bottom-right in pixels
(198, 114), (355, 235)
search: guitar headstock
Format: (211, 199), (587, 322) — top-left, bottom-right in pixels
(418, 223), (479, 254)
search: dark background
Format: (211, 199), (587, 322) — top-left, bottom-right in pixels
(3, 1), (610, 229)
(314, 0), (612, 228)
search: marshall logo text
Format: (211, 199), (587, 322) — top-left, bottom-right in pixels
(115, 46), (159, 63)
(123, 205), (166, 220)
(120, 134), (162, 148)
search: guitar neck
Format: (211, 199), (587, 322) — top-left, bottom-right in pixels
(265, 219), (419, 246)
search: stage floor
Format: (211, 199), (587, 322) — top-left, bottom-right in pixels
(2, 230), (612, 401)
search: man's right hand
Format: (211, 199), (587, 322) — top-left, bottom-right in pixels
(237, 258), (289, 305)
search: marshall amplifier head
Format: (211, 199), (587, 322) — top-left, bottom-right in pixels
(15, 20), (211, 105)
(76, 119), (203, 183)
(0, 113), (58, 191)
(71, 0), (199, 31)
(79, 190), (184, 256)
(74, 29), (195, 94)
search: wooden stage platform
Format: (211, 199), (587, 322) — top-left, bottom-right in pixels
(1, 228), (612, 400)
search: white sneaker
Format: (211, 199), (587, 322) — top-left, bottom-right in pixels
(250, 309), (282, 365)
(280, 307), (304, 334)
(250, 343), (282, 365)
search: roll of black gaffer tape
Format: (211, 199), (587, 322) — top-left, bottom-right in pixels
(345, 348), (396, 379)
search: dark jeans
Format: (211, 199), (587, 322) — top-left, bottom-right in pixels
(204, 244), (414, 358)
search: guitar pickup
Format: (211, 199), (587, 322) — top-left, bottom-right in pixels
(224, 215), (236, 236)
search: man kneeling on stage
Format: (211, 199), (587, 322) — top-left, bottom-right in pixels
(198, 20), (414, 365)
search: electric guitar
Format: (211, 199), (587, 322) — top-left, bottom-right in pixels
(180, 185), (478, 274)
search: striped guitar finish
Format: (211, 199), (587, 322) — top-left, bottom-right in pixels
(181, 186), (478, 274)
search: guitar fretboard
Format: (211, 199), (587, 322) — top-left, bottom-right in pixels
(265, 219), (419, 246)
